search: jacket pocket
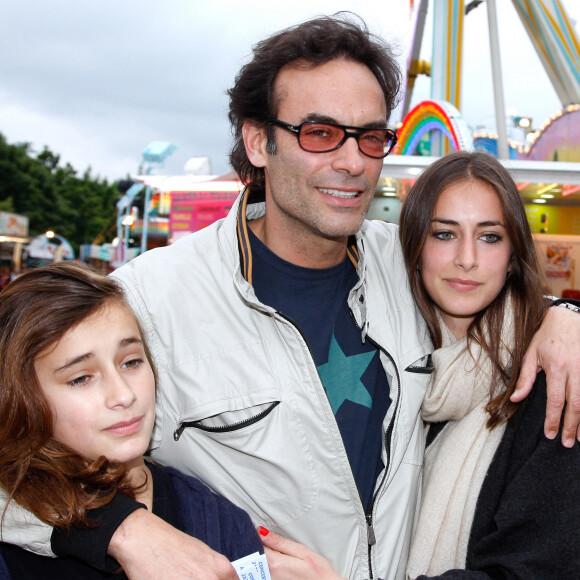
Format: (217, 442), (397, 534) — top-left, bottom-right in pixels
(160, 346), (320, 526)
(174, 400), (280, 439)
(405, 354), (434, 375)
(395, 362), (432, 468)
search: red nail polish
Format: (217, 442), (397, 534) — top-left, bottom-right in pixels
(258, 526), (270, 536)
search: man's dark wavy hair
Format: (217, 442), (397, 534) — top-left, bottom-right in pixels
(227, 12), (401, 191)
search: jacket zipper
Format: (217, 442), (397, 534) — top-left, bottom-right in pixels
(173, 401), (280, 440)
(364, 341), (401, 579)
(282, 307), (402, 580)
(350, 302), (402, 579)
(276, 310), (381, 521)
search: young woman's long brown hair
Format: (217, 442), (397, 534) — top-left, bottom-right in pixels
(0, 262), (155, 529)
(399, 151), (548, 428)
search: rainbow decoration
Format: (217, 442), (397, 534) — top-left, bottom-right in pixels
(395, 99), (473, 155)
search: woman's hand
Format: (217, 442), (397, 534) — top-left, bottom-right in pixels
(258, 527), (346, 580)
(512, 305), (580, 446)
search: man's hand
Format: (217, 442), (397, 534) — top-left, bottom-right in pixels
(512, 306), (580, 447)
(258, 527), (345, 580)
(109, 508), (238, 580)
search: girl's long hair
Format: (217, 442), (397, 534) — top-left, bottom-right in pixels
(399, 151), (548, 428)
(0, 262), (155, 529)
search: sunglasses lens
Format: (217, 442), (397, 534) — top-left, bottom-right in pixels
(298, 123), (395, 157)
(299, 123), (343, 152)
(359, 130), (394, 157)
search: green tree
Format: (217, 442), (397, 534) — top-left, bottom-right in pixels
(0, 132), (120, 252)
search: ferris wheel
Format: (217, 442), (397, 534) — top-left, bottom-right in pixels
(400, 0), (580, 158)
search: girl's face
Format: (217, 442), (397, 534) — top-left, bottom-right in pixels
(419, 179), (513, 339)
(35, 302), (156, 470)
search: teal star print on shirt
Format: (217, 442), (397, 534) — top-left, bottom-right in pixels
(318, 333), (376, 414)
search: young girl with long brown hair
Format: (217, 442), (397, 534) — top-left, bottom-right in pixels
(0, 262), (261, 579)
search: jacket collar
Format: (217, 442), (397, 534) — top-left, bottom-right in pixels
(236, 186), (360, 285)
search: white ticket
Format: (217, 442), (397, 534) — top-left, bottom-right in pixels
(231, 551), (272, 580)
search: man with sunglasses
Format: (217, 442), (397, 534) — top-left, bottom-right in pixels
(4, 12), (580, 580)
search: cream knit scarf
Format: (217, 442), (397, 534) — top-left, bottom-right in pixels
(406, 302), (514, 579)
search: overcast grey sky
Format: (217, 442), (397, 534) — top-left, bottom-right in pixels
(1, 0), (579, 181)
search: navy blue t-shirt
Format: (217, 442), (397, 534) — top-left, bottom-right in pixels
(249, 227), (391, 511)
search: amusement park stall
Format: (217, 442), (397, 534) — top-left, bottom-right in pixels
(133, 175), (244, 244)
(0, 211), (30, 273)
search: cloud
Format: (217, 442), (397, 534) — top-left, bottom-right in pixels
(0, 0), (577, 180)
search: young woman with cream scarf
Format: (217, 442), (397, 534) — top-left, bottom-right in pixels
(398, 151), (580, 579)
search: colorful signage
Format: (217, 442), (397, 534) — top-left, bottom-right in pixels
(545, 242), (574, 280)
(0, 212), (29, 237)
(169, 191), (240, 241)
